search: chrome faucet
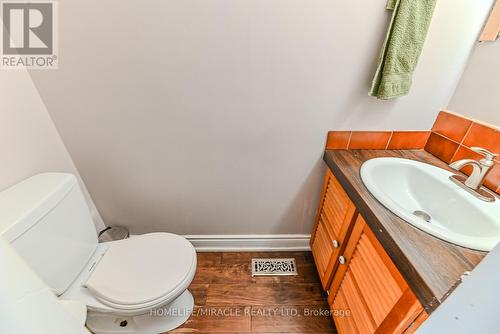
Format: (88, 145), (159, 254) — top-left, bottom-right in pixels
(449, 147), (498, 202)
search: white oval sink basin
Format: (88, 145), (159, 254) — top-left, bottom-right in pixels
(360, 158), (500, 251)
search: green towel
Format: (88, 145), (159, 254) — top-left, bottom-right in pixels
(369, 0), (437, 100)
(386, 0), (398, 10)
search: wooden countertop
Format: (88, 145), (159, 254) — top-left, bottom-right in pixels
(323, 149), (486, 313)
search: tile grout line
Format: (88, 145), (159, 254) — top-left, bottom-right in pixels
(460, 121), (474, 146)
(449, 143), (461, 163)
(385, 131), (394, 150)
(422, 130), (431, 149)
(450, 121), (474, 163)
(346, 131), (353, 149)
(431, 131), (462, 145)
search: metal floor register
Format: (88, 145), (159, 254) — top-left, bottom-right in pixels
(251, 258), (298, 276)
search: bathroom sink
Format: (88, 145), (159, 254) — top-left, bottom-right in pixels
(360, 158), (500, 251)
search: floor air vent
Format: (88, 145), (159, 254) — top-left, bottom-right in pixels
(251, 258), (298, 276)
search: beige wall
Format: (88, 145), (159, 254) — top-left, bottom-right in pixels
(0, 69), (104, 231)
(448, 41), (500, 127)
(29, 0), (493, 235)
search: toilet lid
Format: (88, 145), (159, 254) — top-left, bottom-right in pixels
(85, 233), (195, 306)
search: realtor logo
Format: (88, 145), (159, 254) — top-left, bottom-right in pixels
(1, 1), (58, 69)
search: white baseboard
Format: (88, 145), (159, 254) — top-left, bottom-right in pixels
(183, 234), (311, 252)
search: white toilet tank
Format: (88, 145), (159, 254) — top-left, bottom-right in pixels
(0, 173), (98, 295)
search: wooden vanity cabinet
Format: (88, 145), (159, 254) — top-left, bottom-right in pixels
(311, 170), (427, 333)
(328, 215), (424, 334)
(310, 169), (357, 289)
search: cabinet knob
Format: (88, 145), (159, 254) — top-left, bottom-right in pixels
(332, 240), (339, 248)
(339, 255), (346, 264)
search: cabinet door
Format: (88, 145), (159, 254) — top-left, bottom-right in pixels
(403, 311), (428, 334)
(329, 215), (424, 334)
(311, 169), (357, 289)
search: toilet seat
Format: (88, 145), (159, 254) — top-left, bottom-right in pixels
(84, 233), (196, 312)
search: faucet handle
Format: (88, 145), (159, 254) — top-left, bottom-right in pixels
(470, 147), (498, 161)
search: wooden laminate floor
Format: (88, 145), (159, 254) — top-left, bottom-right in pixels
(168, 252), (335, 333)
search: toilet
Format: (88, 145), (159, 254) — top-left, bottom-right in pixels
(0, 173), (197, 334)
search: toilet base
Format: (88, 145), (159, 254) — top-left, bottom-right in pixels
(86, 290), (194, 334)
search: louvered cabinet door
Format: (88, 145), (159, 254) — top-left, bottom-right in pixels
(311, 169), (357, 290)
(403, 311), (429, 334)
(328, 215), (425, 334)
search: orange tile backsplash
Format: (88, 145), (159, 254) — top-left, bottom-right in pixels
(427, 110), (500, 194)
(462, 122), (500, 154)
(431, 110), (473, 143)
(325, 131), (430, 150)
(484, 163), (500, 192)
(349, 132), (392, 149)
(424, 133), (460, 163)
(387, 131), (430, 150)
(325, 110), (499, 194)
(325, 131), (351, 149)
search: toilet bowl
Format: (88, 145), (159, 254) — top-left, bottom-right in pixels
(64, 233), (197, 334)
(0, 173), (197, 334)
